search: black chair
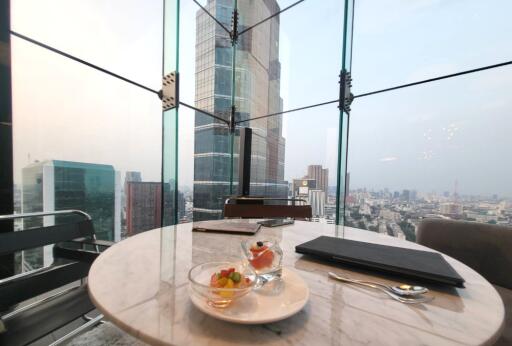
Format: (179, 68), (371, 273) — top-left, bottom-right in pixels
(0, 210), (113, 346)
(417, 219), (512, 346)
(224, 196), (312, 220)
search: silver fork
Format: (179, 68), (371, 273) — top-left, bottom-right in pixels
(328, 272), (433, 304)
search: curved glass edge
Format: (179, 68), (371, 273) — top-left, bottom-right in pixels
(336, 0), (354, 225)
(163, 0), (180, 226)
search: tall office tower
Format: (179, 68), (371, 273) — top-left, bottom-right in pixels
(193, 0), (286, 220)
(308, 189), (325, 217)
(125, 182), (162, 237)
(402, 189), (411, 202)
(307, 165), (329, 201)
(22, 160), (121, 268)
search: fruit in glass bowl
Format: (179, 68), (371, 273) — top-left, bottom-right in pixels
(241, 239), (283, 275)
(248, 241), (275, 269)
(188, 262), (256, 308)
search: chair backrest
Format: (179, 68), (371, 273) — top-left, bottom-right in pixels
(224, 201), (312, 219)
(0, 211), (95, 310)
(417, 218), (512, 289)
(0, 220), (95, 256)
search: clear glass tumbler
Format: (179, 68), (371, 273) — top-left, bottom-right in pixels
(241, 238), (283, 285)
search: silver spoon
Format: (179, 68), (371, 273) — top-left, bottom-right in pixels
(328, 272), (433, 304)
(327, 272), (428, 296)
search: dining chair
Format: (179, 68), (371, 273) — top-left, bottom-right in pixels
(223, 196), (312, 220)
(0, 210), (113, 346)
(417, 218), (512, 346)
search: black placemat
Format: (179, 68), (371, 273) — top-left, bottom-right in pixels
(296, 236), (465, 287)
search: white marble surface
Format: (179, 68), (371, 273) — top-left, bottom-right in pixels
(88, 221), (505, 346)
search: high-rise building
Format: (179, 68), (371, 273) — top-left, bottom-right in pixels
(308, 189), (325, 217)
(193, 0), (286, 221)
(292, 178), (316, 200)
(21, 160), (120, 268)
(125, 182), (162, 237)
(402, 189), (411, 202)
(307, 165), (329, 201)
(125, 178), (186, 237)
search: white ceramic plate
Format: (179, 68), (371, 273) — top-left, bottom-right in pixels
(189, 267), (309, 324)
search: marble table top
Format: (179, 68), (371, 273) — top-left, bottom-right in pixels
(88, 221), (505, 346)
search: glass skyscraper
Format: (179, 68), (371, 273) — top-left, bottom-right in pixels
(21, 160), (120, 268)
(193, 0), (287, 220)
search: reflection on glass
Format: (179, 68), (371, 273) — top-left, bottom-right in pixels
(347, 66), (512, 241)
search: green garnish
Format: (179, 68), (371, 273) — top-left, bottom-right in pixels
(231, 272), (241, 283)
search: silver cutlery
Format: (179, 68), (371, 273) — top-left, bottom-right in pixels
(328, 272), (433, 304)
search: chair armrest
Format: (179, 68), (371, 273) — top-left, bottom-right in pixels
(53, 246), (100, 265)
(69, 237), (115, 248)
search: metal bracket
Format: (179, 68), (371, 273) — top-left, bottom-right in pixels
(229, 105), (236, 133)
(339, 70), (354, 114)
(230, 9), (239, 44)
(159, 71), (179, 111)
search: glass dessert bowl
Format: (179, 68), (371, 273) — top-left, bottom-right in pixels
(241, 239), (283, 285)
(188, 261), (256, 308)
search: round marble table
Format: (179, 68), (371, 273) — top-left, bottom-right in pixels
(88, 221), (505, 346)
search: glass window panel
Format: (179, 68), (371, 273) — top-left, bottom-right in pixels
(236, 0), (345, 120)
(180, 0), (236, 221)
(241, 105), (339, 221)
(163, 0), (180, 225)
(180, 0), (234, 119)
(347, 66), (512, 241)
(11, 0), (163, 90)
(12, 36), (162, 274)
(352, 0), (512, 93)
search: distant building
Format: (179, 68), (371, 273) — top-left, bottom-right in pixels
(22, 160), (120, 268)
(125, 182), (162, 237)
(308, 189), (325, 217)
(292, 178), (316, 200)
(402, 189), (410, 202)
(307, 165), (329, 201)
(440, 203), (463, 216)
(125, 181), (186, 236)
(324, 204), (337, 220)
(125, 171), (142, 183)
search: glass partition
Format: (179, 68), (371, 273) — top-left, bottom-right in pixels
(163, 0), (180, 226)
(197, 0), (353, 225)
(11, 36), (162, 271)
(239, 105), (339, 222)
(10, 0), (163, 90)
(352, 0), (512, 93)
(235, 0), (344, 118)
(347, 65), (512, 241)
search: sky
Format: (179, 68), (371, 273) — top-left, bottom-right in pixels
(10, 0), (512, 197)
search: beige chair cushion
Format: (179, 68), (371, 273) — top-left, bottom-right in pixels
(494, 285), (512, 346)
(417, 219), (512, 289)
